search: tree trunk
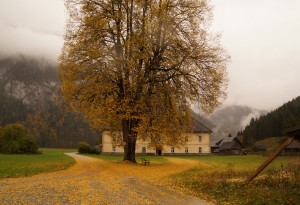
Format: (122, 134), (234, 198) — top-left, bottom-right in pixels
(122, 118), (137, 163)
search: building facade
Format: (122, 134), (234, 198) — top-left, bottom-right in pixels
(101, 119), (212, 156)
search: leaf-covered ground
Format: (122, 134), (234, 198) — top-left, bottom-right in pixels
(0, 153), (212, 205)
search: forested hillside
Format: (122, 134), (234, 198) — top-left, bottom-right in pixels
(239, 96), (300, 146)
(0, 56), (99, 148)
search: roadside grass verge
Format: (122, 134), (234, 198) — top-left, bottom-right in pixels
(169, 155), (300, 205)
(0, 148), (76, 179)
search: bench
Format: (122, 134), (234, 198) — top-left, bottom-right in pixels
(141, 158), (150, 165)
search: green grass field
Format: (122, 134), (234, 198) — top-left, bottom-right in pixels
(0, 149), (75, 179)
(169, 155), (300, 205)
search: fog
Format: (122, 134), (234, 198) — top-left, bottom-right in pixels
(1, 0), (300, 110)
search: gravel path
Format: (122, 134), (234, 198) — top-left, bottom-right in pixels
(0, 153), (213, 205)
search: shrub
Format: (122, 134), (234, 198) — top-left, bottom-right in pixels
(89, 145), (100, 154)
(78, 141), (91, 153)
(0, 124), (39, 154)
(20, 135), (39, 153)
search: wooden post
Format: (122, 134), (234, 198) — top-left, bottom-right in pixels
(245, 136), (294, 183)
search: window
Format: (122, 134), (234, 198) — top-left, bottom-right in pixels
(112, 146), (116, 152)
(199, 147), (202, 154)
(185, 147), (189, 154)
(142, 147), (146, 154)
(198, 136), (202, 142)
(171, 147), (175, 154)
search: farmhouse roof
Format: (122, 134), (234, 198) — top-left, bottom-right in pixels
(286, 138), (300, 149)
(101, 117), (212, 134)
(215, 136), (242, 145)
(211, 141), (220, 147)
(284, 127), (300, 139)
(218, 137), (244, 151)
(191, 118), (212, 133)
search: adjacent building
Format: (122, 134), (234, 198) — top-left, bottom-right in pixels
(212, 136), (246, 155)
(285, 138), (300, 153)
(254, 144), (267, 153)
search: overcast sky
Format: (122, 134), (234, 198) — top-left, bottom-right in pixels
(0, 0), (299, 111)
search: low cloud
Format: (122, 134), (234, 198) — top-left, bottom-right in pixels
(240, 110), (262, 128)
(0, 0), (65, 62)
(0, 22), (63, 62)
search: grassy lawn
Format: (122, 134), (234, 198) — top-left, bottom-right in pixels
(0, 148), (76, 179)
(169, 155), (300, 205)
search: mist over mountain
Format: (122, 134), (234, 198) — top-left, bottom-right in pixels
(2, 55), (280, 148)
(207, 105), (266, 142)
(0, 55), (98, 148)
(239, 96), (300, 146)
(0, 55), (58, 109)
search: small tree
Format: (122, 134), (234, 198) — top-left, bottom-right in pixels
(78, 141), (91, 154)
(0, 124), (39, 154)
(20, 135), (39, 153)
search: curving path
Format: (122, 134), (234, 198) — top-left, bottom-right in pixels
(0, 153), (213, 205)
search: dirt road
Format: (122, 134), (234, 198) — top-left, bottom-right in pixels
(0, 153), (213, 205)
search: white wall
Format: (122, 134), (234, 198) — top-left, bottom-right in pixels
(102, 131), (211, 155)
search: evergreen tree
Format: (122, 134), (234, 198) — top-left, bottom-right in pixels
(241, 96), (300, 145)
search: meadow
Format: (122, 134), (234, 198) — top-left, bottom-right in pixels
(86, 154), (300, 205)
(1, 151), (299, 204)
(0, 148), (75, 178)
(168, 155), (300, 205)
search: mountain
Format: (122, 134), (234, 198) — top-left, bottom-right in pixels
(239, 96), (300, 146)
(207, 105), (266, 142)
(0, 56), (99, 148)
(0, 56), (59, 111)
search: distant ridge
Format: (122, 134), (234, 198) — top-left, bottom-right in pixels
(0, 56), (99, 148)
(239, 96), (300, 146)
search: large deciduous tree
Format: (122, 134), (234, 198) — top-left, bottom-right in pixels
(59, 0), (229, 162)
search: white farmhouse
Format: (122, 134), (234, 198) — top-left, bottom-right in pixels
(101, 119), (212, 155)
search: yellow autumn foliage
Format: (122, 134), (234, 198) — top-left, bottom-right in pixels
(59, 0), (229, 161)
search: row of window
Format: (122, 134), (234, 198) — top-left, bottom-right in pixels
(112, 147), (147, 153)
(112, 147), (202, 153)
(171, 147), (202, 153)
